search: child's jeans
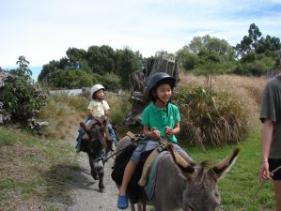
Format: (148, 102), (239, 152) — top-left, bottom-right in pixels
(130, 137), (193, 164)
(75, 117), (92, 152)
(107, 122), (119, 146)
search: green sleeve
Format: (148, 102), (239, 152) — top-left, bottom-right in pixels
(175, 106), (181, 123)
(260, 82), (277, 123)
(141, 107), (150, 126)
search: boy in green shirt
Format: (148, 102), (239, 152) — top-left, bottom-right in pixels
(117, 72), (192, 209)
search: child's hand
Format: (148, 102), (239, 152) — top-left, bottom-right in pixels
(165, 127), (173, 136)
(151, 129), (160, 140)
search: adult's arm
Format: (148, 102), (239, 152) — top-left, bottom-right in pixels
(259, 119), (274, 181)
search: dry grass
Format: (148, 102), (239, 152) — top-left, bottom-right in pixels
(174, 73), (268, 146)
(179, 73), (267, 126)
(37, 91), (131, 139)
(37, 94), (89, 139)
(106, 92), (131, 133)
(0, 91), (130, 210)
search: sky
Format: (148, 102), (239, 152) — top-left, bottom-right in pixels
(1, 0), (281, 80)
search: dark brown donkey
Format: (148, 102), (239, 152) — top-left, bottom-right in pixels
(112, 138), (240, 211)
(80, 118), (112, 191)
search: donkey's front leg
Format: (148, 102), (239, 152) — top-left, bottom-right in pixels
(130, 201), (135, 211)
(142, 200), (146, 211)
(88, 154), (97, 180)
(137, 200), (146, 211)
(98, 167), (104, 191)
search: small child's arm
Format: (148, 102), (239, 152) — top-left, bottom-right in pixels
(105, 109), (111, 118)
(166, 123), (180, 136)
(144, 126), (160, 140)
(103, 101), (111, 119)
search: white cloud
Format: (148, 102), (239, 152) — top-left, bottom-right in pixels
(1, 0), (281, 67)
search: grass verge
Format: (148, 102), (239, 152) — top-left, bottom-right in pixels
(0, 126), (78, 211)
(185, 127), (274, 211)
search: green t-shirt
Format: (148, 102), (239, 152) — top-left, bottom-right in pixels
(260, 75), (281, 159)
(141, 102), (181, 143)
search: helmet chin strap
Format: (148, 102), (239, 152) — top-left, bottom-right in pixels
(155, 95), (168, 106)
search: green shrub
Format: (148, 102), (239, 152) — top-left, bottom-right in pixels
(1, 76), (47, 123)
(52, 69), (93, 88)
(174, 86), (249, 146)
(93, 72), (121, 91)
(192, 62), (236, 75)
(234, 56), (276, 76)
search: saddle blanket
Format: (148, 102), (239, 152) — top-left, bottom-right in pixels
(144, 151), (168, 200)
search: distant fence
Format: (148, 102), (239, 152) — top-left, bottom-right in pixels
(49, 88), (124, 96)
(49, 89), (84, 96)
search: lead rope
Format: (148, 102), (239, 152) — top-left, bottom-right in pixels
(103, 134), (145, 163)
(243, 165), (281, 210)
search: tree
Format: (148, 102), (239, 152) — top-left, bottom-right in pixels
(176, 35), (235, 74)
(52, 69), (93, 88)
(66, 47), (87, 69)
(10, 56), (32, 80)
(256, 35), (281, 56)
(87, 45), (115, 74)
(188, 36), (205, 54)
(236, 23), (262, 58)
(185, 35), (235, 63)
(38, 60), (60, 84)
(235, 23), (281, 75)
(2, 56), (47, 123)
(248, 23), (262, 47)
(115, 48), (141, 89)
(176, 47), (199, 70)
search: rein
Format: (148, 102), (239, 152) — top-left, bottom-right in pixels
(103, 145), (129, 163)
(243, 165), (281, 210)
(103, 134), (145, 163)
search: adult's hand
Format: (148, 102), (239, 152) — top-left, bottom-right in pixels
(259, 160), (271, 182)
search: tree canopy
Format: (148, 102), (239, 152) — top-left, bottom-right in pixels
(37, 23), (281, 89)
(176, 23), (280, 76)
(38, 46), (141, 89)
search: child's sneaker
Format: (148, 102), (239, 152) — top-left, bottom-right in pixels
(117, 195), (128, 209)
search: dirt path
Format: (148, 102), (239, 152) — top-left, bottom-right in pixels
(67, 132), (130, 211)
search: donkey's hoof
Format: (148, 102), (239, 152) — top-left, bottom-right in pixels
(99, 185), (105, 192)
(91, 171), (98, 180)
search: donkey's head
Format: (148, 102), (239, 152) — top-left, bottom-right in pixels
(80, 119), (107, 157)
(182, 148), (240, 211)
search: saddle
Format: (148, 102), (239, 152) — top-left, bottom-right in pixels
(111, 132), (191, 203)
(123, 131), (191, 187)
(138, 138), (191, 187)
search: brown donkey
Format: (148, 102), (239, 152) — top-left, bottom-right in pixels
(112, 138), (239, 211)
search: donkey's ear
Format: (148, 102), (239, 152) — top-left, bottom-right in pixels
(181, 164), (195, 174)
(180, 162), (196, 181)
(209, 148), (240, 180)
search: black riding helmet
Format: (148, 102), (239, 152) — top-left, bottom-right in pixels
(145, 72), (176, 102)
